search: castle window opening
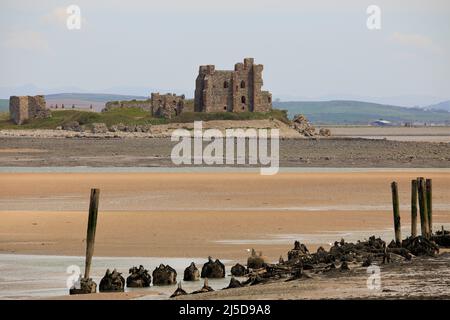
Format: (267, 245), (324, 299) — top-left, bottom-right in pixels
(224, 81), (228, 88)
(224, 106), (227, 110)
(240, 80), (246, 88)
(241, 96), (246, 104)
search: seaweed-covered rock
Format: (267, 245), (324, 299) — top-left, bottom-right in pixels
(225, 276), (243, 289)
(170, 283), (187, 298)
(287, 241), (309, 261)
(230, 263), (246, 277)
(99, 269), (125, 292)
(153, 264), (177, 285)
(340, 261), (350, 271)
(192, 278), (214, 294)
(183, 262), (200, 281)
(69, 277), (97, 295)
(201, 257), (225, 278)
(402, 236), (439, 257)
(247, 249), (267, 269)
(126, 265), (151, 288)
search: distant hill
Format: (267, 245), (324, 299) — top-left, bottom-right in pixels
(424, 100), (450, 112)
(0, 99), (8, 112)
(274, 100), (450, 124)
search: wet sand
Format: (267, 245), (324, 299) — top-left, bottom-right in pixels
(1, 171), (450, 261)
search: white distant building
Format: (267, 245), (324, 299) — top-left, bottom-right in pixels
(370, 119), (392, 126)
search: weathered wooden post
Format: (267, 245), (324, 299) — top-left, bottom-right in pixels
(426, 179), (433, 235)
(69, 188), (100, 295)
(391, 182), (401, 246)
(85, 188), (100, 279)
(411, 179), (418, 238)
(417, 178), (430, 238)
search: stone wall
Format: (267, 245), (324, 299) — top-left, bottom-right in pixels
(151, 93), (185, 119)
(9, 95), (50, 125)
(103, 100), (153, 112)
(194, 58), (272, 113)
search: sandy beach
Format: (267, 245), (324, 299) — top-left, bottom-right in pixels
(1, 171), (450, 261)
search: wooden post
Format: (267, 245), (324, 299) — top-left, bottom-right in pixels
(84, 188), (100, 279)
(391, 182), (401, 246)
(417, 178), (429, 238)
(426, 179), (433, 235)
(411, 179), (418, 238)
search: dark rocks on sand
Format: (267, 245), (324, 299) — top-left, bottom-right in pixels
(230, 263), (246, 277)
(201, 257), (225, 278)
(192, 278), (214, 294)
(170, 283), (188, 298)
(340, 261), (350, 271)
(183, 262), (200, 281)
(225, 276), (243, 289)
(126, 265), (151, 288)
(69, 277), (97, 295)
(247, 249), (266, 269)
(152, 264), (177, 285)
(99, 268), (125, 292)
(287, 241), (310, 261)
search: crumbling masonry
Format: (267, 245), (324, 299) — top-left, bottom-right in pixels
(9, 95), (51, 125)
(194, 58), (272, 113)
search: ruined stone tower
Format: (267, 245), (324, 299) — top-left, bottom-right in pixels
(9, 95), (51, 125)
(194, 58), (272, 113)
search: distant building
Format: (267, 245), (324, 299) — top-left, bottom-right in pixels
(370, 119), (392, 126)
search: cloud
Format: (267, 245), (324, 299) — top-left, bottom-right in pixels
(389, 32), (444, 55)
(1, 30), (51, 53)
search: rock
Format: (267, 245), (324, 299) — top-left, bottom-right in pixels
(340, 261), (350, 271)
(287, 241), (309, 261)
(99, 268), (125, 292)
(319, 128), (331, 136)
(292, 114), (316, 137)
(91, 123), (108, 134)
(152, 264), (177, 285)
(225, 276), (243, 289)
(126, 265), (151, 288)
(201, 257), (225, 278)
(247, 249), (266, 269)
(62, 121), (82, 132)
(402, 236), (439, 256)
(69, 277), (97, 295)
(192, 278), (214, 294)
(170, 283), (188, 298)
(230, 263), (246, 277)
(362, 255), (373, 267)
(183, 262), (200, 281)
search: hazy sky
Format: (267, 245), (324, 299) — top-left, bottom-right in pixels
(0, 0), (449, 101)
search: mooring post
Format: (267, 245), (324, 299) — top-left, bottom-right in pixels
(391, 182), (401, 246)
(84, 188), (100, 279)
(426, 179), (433, 235)
(411, 179), (418, 238)
(417, 178), (430, 238)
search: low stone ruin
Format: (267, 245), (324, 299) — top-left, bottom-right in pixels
(319, 128), (331, 137)
(62, 121), (82, 132)
(201, 257), (225, 278)
(9, 95), (51, 125)
(152, 264), (177, 285)
(183, 262), (200, 281)
(91, 123), (108, 134)
(230, 263), (246, 276)
(126, 265), (151, 287)
(99, 269), (125, 292)
(109, 123), (151, 133)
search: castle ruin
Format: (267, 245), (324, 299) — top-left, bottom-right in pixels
(150, 93), (185, 119)
(9, 95), (51, 125)
(194, 58), (272, 113)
